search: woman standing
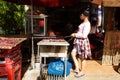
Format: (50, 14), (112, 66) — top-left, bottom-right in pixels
(71, 10), (92, 78)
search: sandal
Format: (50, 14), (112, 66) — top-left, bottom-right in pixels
(75, 73), (85, 78)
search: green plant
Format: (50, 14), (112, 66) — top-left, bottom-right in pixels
(0, 0), (25, 35)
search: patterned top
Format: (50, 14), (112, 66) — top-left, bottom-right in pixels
(74, 21), (91, 44)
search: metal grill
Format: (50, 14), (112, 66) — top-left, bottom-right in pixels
(37, 39), (69, 80)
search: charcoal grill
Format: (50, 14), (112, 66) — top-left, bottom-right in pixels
(37, 38), (69, 80)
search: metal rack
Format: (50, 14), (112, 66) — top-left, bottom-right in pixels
(25, 14), (48, 69)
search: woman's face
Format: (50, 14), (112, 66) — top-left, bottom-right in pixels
(80, 14), (85, 20)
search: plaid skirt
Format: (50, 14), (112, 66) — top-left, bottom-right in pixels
(73, 38), (91, 59)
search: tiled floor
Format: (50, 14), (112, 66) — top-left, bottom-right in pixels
(22, 60), (120, 80)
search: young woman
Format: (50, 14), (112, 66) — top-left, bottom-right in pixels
(71, 10), (92, 78)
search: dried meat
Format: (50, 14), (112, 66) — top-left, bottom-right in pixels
(0, 37), (26, 49)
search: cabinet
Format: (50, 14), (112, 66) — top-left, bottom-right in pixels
(25, 14), (48, 36)
(32, 15), (47, 36)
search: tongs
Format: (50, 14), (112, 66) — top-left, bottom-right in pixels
(64, 36), (74, 42)
(64, 36), (71, 38)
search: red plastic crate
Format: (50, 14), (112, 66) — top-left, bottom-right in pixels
(5, 49), (22, 64)
(5, 45), (21, 55)
(0, 62), (8, 77)
(5, 49), (22, 80)
(6, 59), (22, 80)
(0, 45), (21, 61)
(0, 49), (6, 59)
(0, 44), (22, 80)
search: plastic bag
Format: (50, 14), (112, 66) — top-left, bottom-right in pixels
(48, 60), (72, 76)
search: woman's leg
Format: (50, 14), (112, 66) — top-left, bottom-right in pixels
(71, 50), (79, 72)
(80, 59), (86, 73)
(75, 58), (86, 77)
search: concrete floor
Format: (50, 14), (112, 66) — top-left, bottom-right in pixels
(22, 60), (120, 80)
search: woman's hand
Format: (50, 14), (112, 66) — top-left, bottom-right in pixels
(70, 33), (76, 37)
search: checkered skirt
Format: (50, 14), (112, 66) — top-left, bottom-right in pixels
(74, 38), (91, 59)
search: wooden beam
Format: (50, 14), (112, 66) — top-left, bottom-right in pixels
(103, 0), (120, 7)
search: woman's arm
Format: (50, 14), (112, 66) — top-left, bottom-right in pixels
(75, 23), (91, 38)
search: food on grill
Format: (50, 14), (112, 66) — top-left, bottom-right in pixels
(42, 39), (65, 42)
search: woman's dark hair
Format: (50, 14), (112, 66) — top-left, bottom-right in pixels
(80, 8), (89, 17)
(83, 10), (89, 17)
